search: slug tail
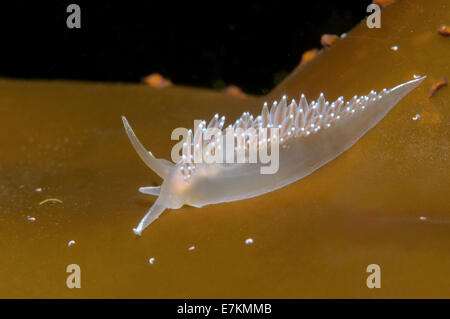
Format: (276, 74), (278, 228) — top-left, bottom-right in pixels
(121, 116), (173, 179)
(389, 76), (426, 101)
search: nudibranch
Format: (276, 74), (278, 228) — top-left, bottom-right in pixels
(122, 76), (425, 236)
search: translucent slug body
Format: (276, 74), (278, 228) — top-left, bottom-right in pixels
(122, 76), (425, 236)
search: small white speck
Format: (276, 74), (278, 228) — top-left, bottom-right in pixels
(413, 74), (421, 79)
(188, 246), (195, 251)
(35, 188), (42, 192)
(245, 238), (254, 245)
(68, 240), (76, 247)
(391, 45), (398, 51)
(340, 33), (347, 38)
(27, 216), (36, 221)
(412, 114), (420, 121)
(148, 257), (155, 264)
(419, 216), (428, 221)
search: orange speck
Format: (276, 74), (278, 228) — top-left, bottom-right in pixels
(437, 24), (450, 37)
(429, 76), (447, 98)
(142, 73), (172, 89)
(224, 85), (247, 99)
(320, 34), (338, 48)
(373, 0), (396, 8)
(299, 49), (319, 67)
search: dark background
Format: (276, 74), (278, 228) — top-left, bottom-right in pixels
(0, 1), (371, 94)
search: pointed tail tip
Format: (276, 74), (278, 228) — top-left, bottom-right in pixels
(411, 75), (427, 84)
(409, 75), (427, 89)
(391, 75), (427, 93)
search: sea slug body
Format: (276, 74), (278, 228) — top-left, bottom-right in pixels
(122, 76), (426, 236)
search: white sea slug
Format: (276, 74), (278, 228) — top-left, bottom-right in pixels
(122, 76), (426, 236)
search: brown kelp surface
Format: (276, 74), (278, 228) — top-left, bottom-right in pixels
(0, 0), (449, 298)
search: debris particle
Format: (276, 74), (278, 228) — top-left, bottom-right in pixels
(419, 216), (428, 221)
(35, 188), (42, 192)
(245, 238), (254, 245)
(437, 24), (450, 37)
(373, 0), (396, 8)
(340, 33), (347, 38)
(188, 246), (195, 251)
(27, 216), (36, 221)
(224, 85), (247, 99)
(148, 257), (155, 265)
(299, 48), (319, 67)
(39, 198), (63, 205)
(412, 114), (420, 121)
(68, 240), (76, 247)
(429, 76), (447, 98)
(390, 45), (398, 51)
(320, 34), (338, 48)
(142, 73), (172, 89)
